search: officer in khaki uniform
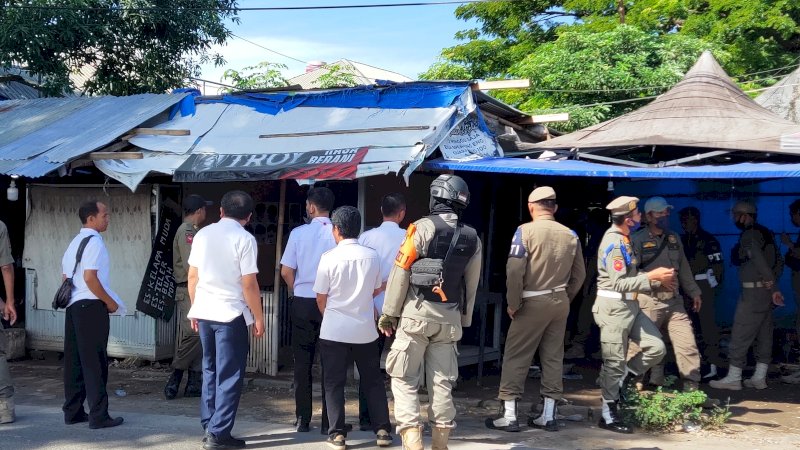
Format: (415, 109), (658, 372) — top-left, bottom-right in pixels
(485, 187), (585, 433)
(379, 175), (482, 450)
(164, 195), (211, 400)
(0, 219), (18, 424)
(679, 206), (725, 379)
(780, 200), (800, 384)
(711, 200), (784, 391)
(594, 196), (672, 434)
(629, 197), (703, 391)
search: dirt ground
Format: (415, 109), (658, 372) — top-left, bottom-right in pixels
(8, 354), (800, 448)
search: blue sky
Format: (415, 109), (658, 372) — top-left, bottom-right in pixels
(198, 1), (476, 88)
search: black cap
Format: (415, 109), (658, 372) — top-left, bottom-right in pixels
(184, 194), (212, 213)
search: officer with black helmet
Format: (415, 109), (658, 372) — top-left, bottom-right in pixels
(379, 174), (482, 450)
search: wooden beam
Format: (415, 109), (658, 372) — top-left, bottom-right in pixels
(481, 111), (549, 140)
(259, 126), (429, 139)
(130, 128), (190, 136)
(95, 141), (130, 153)
(514, 113), (570, 125)
(472, 79), (530, 91)
(89, 152), (143, 160)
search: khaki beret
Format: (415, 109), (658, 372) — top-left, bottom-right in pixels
(732, 200), (757, 214)
(606, 196), (639, 216)
(528, 186), (556, 202)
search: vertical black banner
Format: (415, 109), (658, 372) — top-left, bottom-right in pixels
(136, 206), (181, 321)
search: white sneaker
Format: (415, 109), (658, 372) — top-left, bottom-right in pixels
(780, 371), (800, 384)
(743, 377), (768, 390)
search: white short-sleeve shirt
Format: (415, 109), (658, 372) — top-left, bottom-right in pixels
(61, 228), (127, 315)
(280, 217), (336, 298)
(314, 239), (382, 344)
(187, 218), (259, 325)
(358, 221), (406, 312)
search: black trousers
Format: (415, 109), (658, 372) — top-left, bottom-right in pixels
(62, 300), (111, 425)
(291, 297), (326, 424)
(358, 334), (386, 426)
(321, 338), (391, 437)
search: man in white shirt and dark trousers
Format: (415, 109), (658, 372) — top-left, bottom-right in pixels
(315, 206), (393, 450)
(187, 191), (265, 450)
(61, 200), (125, 429)
(280, 187), (336, 433)
(356, 192), (406, 431)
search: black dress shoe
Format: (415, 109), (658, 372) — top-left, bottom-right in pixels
(295, 417), (310, 432)
(65, 412), (89, 425)
(484, 417), (520, 432)
(359, 420), (372, 431)
(598, 419), (633, 434)
(203, 433), (246, 450)
(89, 416), (124, 429)
(164, 370), (183, 400)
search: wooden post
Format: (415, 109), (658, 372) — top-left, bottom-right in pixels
(271, 179), (287, 376)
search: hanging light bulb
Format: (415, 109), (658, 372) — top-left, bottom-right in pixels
(7, 176), (19, 201)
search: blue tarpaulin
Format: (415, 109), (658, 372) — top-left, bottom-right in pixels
(198, 82), (472, 115)
(424, 157), (800, 179)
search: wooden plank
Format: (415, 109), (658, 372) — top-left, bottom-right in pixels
(514, 113), (570, 124)
(94, 141), (130, 153)
(259, 125), (429, 139)
(130, 128), (190, 136)
(472, 79), (530, 91)
(88, 152), (143, 160)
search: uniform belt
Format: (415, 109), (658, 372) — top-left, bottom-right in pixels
(597, 289), (637, 300)
(522, 287), (566, 298)
(742, 282), (765, 288)
(694, 274), (708, 281)
(176, 282), (188, 287)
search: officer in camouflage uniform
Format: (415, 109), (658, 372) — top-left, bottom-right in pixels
(485, 186), (585, 433)
(164, 195), (211, 400)
(630, 197), (703, 391)
(594, 196), (673, 434)
(379, 175), (482, 450)
(679, 206), (725, 379)
(711, 200), (784, 391)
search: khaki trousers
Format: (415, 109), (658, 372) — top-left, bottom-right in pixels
(729, 287), (773, 368)
(593, 296), (665, 401)
(498, 291), (569, 401)
(628, 295), (701, 382)
(0, 321), (13, 398)
(386, 317), (461, 433)
(694, 280), (723, 366)
(172, 287), (202, 371)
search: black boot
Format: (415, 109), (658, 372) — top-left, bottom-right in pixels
(184, 370), (202, 398)
(598, 400), (633, 434)
(164, 369), (184, 400)
(619, 370), (638, 404)
(485, 399), (520, 432)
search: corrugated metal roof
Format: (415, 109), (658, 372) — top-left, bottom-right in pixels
(0, 94), (187, 177)
(0, 80), (42, 100)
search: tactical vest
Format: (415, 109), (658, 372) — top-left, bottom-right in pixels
(753, 223), (781, 273)
(411, 215), (478, 306)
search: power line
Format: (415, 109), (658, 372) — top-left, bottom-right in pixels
(0, 0), (509, 12)
(230, 34), (309, 65)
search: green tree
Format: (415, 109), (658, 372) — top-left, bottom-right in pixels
(506, 26), (721, 131)
(0, 0), (240, 96)
(221, 61), (288, 92)
(313, 63), (358, 89)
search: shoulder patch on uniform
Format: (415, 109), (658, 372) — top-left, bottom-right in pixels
(620, 242), (631, 265)
(601, 242), (615, 268)
(394, 223), (418, 270)
(185, 232), (194, 244)
(643, 240), (657, 249)
(613, 259), (625, 272)
(508, 227), (526, 258)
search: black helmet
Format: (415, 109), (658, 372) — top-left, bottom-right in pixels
(430, 174), (470, 209)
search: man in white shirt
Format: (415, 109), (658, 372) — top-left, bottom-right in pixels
(187, 190), (265, 450)
(315, 206), (392, 450)
(356, 192), (406, 431)
(61, 200), (125, 429)
(280, 187), (336, 433)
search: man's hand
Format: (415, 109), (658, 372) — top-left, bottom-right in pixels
(253, 318), (265, 338)
(105, 301), (119, 314)
(507, 306), (517, 320)
(378, 314), (398, 337)
(781, 232), (794, 248)
(772, 291), (785, 307)
(647, 267), (676, 290)
(191, 318), (199, 332)
(692, 295), (702, 313)
(2, 299), (17, 326)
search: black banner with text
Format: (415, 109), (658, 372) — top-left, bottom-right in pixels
(136, 207), (181, 321)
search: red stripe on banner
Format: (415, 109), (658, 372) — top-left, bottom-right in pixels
(278, 147), (369, 180)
